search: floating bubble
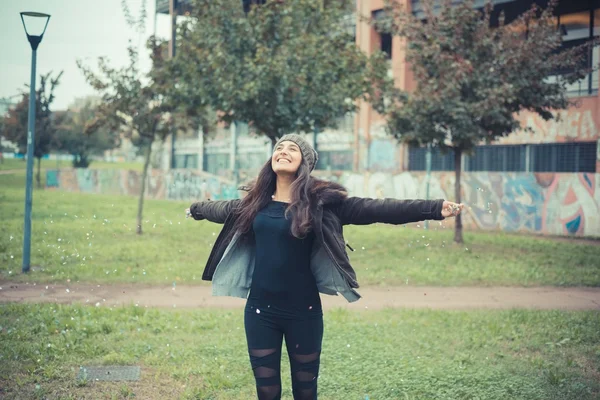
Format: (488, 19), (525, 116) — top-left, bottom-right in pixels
(256, 309), (261, 314)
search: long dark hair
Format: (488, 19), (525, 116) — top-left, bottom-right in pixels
(230, 157), (314, 240)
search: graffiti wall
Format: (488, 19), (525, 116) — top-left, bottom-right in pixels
(47, 169), (239, 202)
(48, 168), (599, 237)
(499, 98), (600, 144)
(314, 171), (600, 237)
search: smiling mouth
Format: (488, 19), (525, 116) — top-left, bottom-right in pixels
(276, 159), (291, 164)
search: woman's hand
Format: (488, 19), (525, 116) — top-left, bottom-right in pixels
(441, 201), (464, 218)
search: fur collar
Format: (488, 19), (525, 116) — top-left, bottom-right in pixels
(308, 177), (348, 205)
(238, 177), (348, 205)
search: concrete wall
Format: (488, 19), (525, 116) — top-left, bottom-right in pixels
(316, 171), (600, 237)
(500, 97), (600, 145)
(46, 169), (238, 202)
(47, 168), (599, 237)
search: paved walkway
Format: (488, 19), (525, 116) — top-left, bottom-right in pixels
(1, 282), (599, 310)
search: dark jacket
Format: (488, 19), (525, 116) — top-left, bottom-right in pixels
(190, 178), (445, 302)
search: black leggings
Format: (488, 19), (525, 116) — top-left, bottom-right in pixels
(244, 304), (324, 400)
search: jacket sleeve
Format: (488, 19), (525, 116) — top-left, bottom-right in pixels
(333, 197), (445, 226)
(189, 199), (241, 224)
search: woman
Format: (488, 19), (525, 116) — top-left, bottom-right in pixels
(186, 133), (463, 400)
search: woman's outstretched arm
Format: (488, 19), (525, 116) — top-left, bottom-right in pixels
(333, 197), (463, 226)
(186, 199), (242, 224)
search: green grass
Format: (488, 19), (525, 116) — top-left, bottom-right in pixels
(0, 304), (598, 399)
(1, 170), (599, 286)
(0, 157), (143, 171)
(0, 158), (27, 171)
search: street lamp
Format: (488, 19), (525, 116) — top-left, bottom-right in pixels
(20, 11), (50, 273)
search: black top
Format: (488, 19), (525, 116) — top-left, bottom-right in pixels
(248, 201), (322, 315)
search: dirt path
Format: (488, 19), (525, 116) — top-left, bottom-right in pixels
(1, 282), (599, 310)
(0, 169), (22, 175)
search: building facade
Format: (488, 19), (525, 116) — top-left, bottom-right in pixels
(164, 0), (599, 176)
(153, 0), (600, 236)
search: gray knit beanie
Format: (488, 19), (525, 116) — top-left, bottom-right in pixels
(274, 134), (319, 172)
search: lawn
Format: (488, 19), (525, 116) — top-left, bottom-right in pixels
(1, 170), (599, 287)
(0, 304), (598, 399)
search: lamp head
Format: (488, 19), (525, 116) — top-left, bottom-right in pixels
(20, 12), (51, 50)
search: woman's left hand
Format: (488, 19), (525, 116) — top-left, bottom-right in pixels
(441, 201), (464, 218)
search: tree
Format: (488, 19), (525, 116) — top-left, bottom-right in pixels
(78, 38), (207, 234)
(2, 71), (63, 187)
(174, 0), (388, 146)
(373, 0), (593, 243)
(54, 97), (121, 168)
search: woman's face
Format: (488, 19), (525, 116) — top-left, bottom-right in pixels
(271, 140), (303, 175)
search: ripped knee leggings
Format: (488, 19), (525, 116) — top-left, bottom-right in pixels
(244, 304), (324, 400)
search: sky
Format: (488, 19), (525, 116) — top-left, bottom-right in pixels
(0, 0), (173, 110)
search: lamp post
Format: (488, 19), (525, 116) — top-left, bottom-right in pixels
(424, 143), (432, 230)
(20, 11), (50, 273)
(169, 0), (177, 169)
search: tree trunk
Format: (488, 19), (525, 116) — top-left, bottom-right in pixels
(36, 157), (41, 188)
(453, 147), (463, 244)
(136, 143), (153, 235)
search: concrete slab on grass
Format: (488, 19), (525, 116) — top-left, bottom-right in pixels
(78, 366), (140, 382)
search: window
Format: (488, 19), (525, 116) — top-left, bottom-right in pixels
(465, 145), (527, 172)
(380, 32), (392, 59)
(408, 146), (455, 171)
(203, 153), (230, 175)
(530, 141), (596, 173)
(409, 142), (597, 173)
(553, 8), (600, 97)
(238, 152), (267, 171)
(316, 150), (354, 171)
(372, 9), (393, 59)
(174, 154), (198, 169)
